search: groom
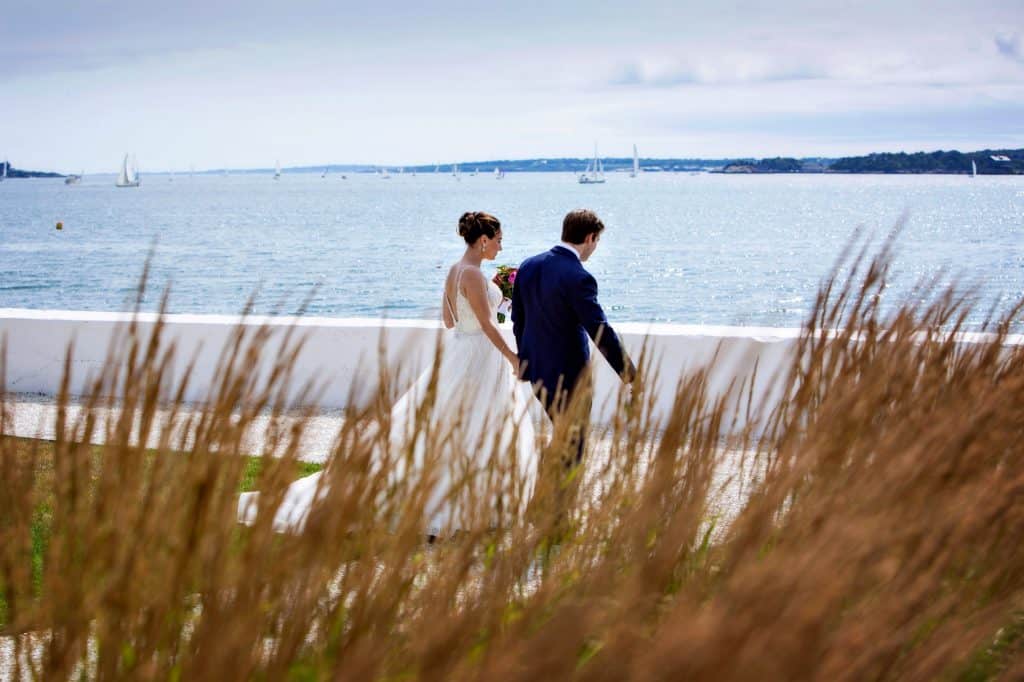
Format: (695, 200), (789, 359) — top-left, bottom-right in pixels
(512, 208), (636, 465)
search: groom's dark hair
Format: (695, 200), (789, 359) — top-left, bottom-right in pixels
(562, 209), (605, 244)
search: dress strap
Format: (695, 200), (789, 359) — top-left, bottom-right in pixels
(445, 267), (465, 323)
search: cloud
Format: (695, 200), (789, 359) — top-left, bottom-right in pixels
(0, 1), (409, 81)
(622, 102), (1024, 144)
(607, 42), (1024, 92)
(607, 56), (834, 89)
(5, 1), (1024, 168)
(995, 33), (1023, 63)
(608, 63), (651, 87)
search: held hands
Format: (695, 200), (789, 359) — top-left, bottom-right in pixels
(505, 351), (521, 378)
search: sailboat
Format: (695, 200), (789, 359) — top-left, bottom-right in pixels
(273, 160), (282, 180)
(1, 160), (8, 181)
(578, 143), (606, 184)
(380, 168), (391, 179)
(322, 166), (329, 178)
(453, 164), (461, 181)
(494, 167), (505, 179)
(971, 160), (977, 178)
(116, 154), (140, 187)
(630, 144), (639, 178)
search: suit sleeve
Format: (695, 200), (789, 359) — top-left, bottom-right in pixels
(511, 270), (525, 351)
(570, 271), (633, 380)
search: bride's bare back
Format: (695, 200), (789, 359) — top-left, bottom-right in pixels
(439, 212), (517, 367)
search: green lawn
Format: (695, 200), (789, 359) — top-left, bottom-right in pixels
(3, 435), (322, 493)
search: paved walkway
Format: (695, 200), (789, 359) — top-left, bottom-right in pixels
(4, 392), (347, 463)
(4, 392), (757, 519)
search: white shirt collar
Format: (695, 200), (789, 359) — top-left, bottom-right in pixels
(557, 241), (582, 261)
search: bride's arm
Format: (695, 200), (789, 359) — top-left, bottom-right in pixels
(462, 270), (518, 366)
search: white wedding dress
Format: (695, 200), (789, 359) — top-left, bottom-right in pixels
(238, 271), (538, 534)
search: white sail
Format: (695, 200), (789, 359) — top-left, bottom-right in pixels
(117, 154), (129, 185)
(274, 160), (282, 180)
(578, 143), (606, 184)
(631, 144), (639, 177)
(116, 153), (140, 187)
(971, 160), (977, 177)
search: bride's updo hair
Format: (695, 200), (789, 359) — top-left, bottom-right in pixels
(458, 211), (501, 245)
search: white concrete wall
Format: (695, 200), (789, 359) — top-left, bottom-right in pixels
(2, 309), (1018, 431)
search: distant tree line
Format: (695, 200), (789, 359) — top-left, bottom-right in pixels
(0, 162), (64, 179)
(722, 158), (805, 173)
(829, 149), (1023, 174)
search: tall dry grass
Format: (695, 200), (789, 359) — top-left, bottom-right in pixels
(1, 243), (1022, 680)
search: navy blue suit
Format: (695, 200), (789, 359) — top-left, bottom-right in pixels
(512, 246), (631, 412)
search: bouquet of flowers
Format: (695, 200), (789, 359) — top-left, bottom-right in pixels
(492, 265), (517, 323)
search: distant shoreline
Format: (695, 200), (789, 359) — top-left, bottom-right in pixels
(5, 146), (1022, 177)
(8, 168), (1023, 178)
(1, 167), (64, 179)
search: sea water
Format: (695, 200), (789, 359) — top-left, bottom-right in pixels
(1, 172), (1022, 330)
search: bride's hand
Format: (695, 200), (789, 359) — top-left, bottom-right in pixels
(505, 351), (519, 374)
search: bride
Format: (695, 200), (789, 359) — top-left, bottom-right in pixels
(238, 211), (538, 534)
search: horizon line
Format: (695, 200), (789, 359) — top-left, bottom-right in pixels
(11, 144), (1023, 176)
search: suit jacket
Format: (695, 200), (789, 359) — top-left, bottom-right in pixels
(512, 245), (630, 406)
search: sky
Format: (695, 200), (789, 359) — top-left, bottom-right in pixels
(3, 0), (1023, 173)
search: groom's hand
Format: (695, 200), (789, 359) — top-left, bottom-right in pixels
(621, 357), (638, 384)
